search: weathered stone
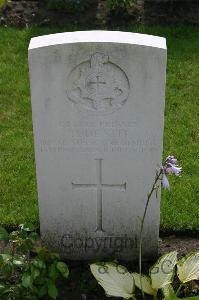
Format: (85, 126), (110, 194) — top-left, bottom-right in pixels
(29, 31), (167, 260)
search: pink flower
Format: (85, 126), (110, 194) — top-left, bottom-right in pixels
(162, 173), (170, 190)
(161, 154), (182, 191)
(167, 164), (182, 176)
(166, 155), (178, 165)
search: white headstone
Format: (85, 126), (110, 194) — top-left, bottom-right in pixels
(29, 31), (167, 260)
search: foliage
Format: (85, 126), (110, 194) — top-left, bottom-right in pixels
(134, 251), (178, 297)
(106, 0), (136, 10)
(0, 224), (69, 299)
(90, 263), (135, 299)
(0, 0), (6, 9)
(44, 0), (136, 12)
(90, 250), (199, 299)
(45, 0), (91, 12)
(177, 252), (199, 284)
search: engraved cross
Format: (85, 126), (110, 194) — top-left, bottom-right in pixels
(86, 75), (107, 109)
(87, 75), (106, 94)
(72, 159), (126, 232)
(88, 75), (106, 90)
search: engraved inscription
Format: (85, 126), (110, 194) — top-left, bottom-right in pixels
(72, 159), (126, 232)
(66, 53), (130, 114)
(39, 120), (159, 154)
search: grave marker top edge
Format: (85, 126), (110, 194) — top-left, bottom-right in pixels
(29, 30), (166, 51)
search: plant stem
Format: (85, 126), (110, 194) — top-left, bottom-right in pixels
(176, 283), (183, 296)
(139, 171), (162, 300)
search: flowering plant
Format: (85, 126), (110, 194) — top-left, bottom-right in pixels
(90, 250), (199, 299)
(89, 155), (197, 300)
(139, 155), (182, 296)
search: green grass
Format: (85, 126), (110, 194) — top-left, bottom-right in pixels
(0, 26), (198, 231)
(0, 0), (6, 8)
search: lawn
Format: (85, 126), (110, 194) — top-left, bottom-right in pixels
(0, 26), (198, 231)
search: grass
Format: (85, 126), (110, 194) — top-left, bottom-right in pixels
(0, 25), (198, 231)
(0, 0), (6, 8)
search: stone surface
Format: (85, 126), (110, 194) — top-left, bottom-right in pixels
(29, 31), (167, 260)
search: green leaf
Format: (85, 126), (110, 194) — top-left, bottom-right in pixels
(150, 251), (177, 290)
(9, 285), (21, 299)
(19, 238), (34, 253)
(13, 255), (25, 266)
(0, 283), (5, 289)
(31, 265), (40, 280)
(37, 285), (47, 297)
(0, 253), (12, 263)
(22, 273), (33, 288)
(90, 262), (135, 299)
(183, 297), (199, 300)
(177, 251), (199, 283)
(47, 281), (58, 299)
(49, 252), (60, 260)
(0, 227), (9, 243)
(56, 262), (69, 279)
(23, 296), (38, 300)
(32, 258), (46, 269)
(19, 223), (35, 232)
(132, 273), (156, 296)
(49, 263), (59, 280)
(29, 232), (39, 241)
(2, 260), (13, 278)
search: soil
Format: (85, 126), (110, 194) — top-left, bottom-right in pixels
(159, 235), (199, 258)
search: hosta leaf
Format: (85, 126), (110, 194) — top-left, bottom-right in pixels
(177, 252), (199, 283)
(90, 262), (135, 299)
(150, 251), (177, 290)
(132, 273), (156, 295)
(162, 284), (178, 300)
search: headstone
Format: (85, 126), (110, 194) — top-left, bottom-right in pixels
(29, 31), (167, 260)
